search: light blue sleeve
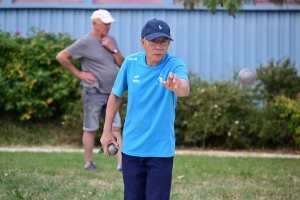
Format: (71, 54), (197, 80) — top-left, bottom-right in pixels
(173, 58), (189, 81)
(112, 59), (128, 97)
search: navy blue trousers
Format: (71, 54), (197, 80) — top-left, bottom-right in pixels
(122, 153), (174, 200)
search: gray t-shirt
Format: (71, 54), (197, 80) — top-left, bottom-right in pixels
(67, 33), (119, 94)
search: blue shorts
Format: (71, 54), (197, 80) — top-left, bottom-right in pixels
(122, 153), (174, 200)
(82, 87), (121, 132)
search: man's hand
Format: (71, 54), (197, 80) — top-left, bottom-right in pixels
(101, 37), (115, 53)
(76, 71), (97, 83)
(100, 130), (119, 156)
(162, 72), (190, 97)
(162, 72), (182, 91)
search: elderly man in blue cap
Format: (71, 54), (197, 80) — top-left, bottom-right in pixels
(101, 18), (190, 200)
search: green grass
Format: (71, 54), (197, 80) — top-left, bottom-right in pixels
(1, 152), (299, 200)
(0, 114), (97, 147)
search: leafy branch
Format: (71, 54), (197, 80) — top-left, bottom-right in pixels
(177, 0), (300, 18)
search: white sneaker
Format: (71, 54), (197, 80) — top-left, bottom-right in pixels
(116, 164), (122, 171)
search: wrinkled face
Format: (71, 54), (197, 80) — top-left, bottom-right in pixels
(141, 37), (171, 66)
(92, 19), (111, 38)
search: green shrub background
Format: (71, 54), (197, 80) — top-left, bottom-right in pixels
(1, 28), (299, 150)
(0, 27), (81, 120)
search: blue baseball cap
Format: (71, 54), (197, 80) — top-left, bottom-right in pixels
(141, 19), (173, 41)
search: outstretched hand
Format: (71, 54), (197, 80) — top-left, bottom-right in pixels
(162, 72), (182, 91)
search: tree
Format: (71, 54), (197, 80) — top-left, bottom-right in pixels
(177, 0), (300, 18)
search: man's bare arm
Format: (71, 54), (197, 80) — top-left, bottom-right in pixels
(56, 49), (97, 83)
(100, 92), (122, 156)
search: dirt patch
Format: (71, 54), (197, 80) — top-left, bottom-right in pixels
(175, 149), (300, 158)
(1, 146), (300, 159)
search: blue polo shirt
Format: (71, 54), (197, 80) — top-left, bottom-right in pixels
(112, 52), (188, 157)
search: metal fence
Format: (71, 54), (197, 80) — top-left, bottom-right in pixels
(1, 1), (300, 80)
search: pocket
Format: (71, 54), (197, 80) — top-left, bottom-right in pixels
(86, 87), (99, 95)
(83, 87), (98, 104)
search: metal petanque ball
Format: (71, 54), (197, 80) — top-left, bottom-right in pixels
(238, 68), (256, 86)
(97, 136), (118, 156)
(107, 143), (118, 155)
(97, 144), (118, 155)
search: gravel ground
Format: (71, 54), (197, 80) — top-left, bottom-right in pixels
(1, 146), (300, 159)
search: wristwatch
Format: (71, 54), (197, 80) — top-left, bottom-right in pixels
(112, 49), (118, 54)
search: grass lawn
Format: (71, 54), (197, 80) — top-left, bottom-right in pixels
(0, 151), (299, 200)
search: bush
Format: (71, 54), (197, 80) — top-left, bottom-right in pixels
(1, 27), (300, 150)
(62, 62), (300, 150)
(255, 58), (300, 101)
(259, 95), (300, 148)
(0, 27), (81, 120)
(252, 58), (300, 149)
(175, 74), (261, 149)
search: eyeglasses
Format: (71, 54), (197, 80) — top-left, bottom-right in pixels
(144, 38), (170, 46)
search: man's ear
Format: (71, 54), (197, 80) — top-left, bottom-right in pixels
(140, 38), (145, 46)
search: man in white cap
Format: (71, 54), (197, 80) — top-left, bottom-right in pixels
(56, 9), (124, 171)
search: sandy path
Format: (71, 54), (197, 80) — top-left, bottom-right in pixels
(0, 146), (300, 159)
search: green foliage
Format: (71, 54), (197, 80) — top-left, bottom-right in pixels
(203, 0), (242, 18)
(48, 58), (300, 150)
(174, 59), (300, 150)
(175, 74), (260, 149)
(256, 105), (294, 149)
(179, 0), (201, 9)
(269, 96), (300, 145)
(269, 0), (300, 5)
(252, 58), (300, 149)
(255, 58), (300, 101)
(0, 27), (81, 120)
(1, 29), (299, 150)
(177, 0), (243, 18)
(177, 0), (300, 18)
(0, 112), (75, 146)
(62, 89), (128, 143)
(61, 88), (83, 132)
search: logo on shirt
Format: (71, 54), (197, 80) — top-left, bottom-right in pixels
(128, 57), (137, 61)
(133, 75), (140, 83)
(156, 74), (165, 85)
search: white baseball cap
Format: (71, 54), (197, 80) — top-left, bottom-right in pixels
(91, 9), (116, 23)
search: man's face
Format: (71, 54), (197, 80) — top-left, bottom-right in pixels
(141, 37), (171, 66)
(93, 19), (111, 37)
